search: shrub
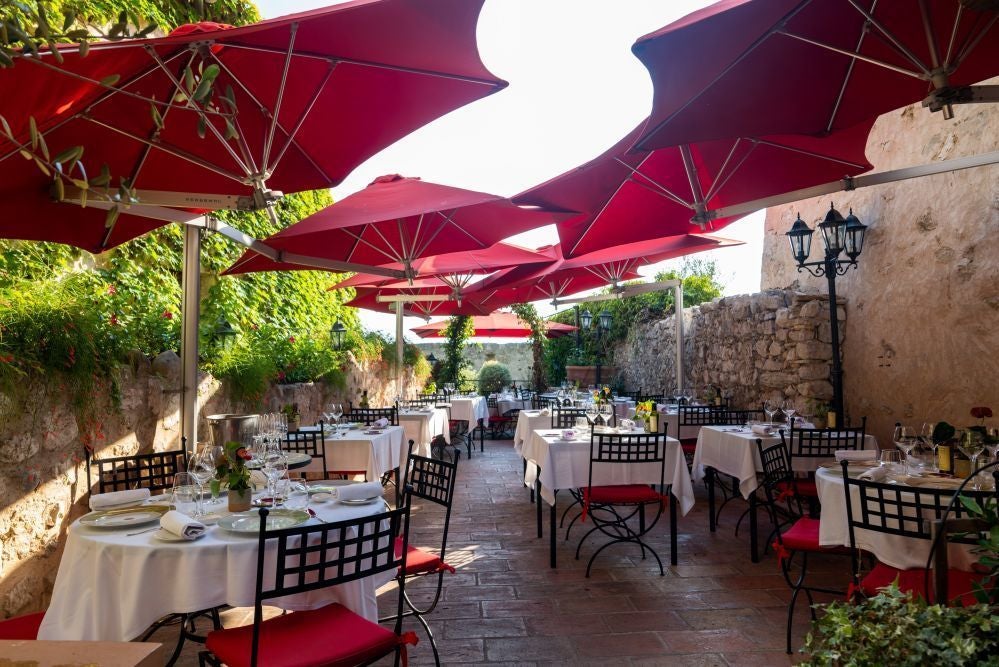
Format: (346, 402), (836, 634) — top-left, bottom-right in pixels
(477, 361), (512, 395)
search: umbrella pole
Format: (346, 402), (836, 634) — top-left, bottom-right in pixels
(396, 304), (405, 399)
(674, 282), (684, 394)
(180, 222), (202, 453)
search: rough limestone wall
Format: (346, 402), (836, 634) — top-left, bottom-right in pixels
(761, 80), (999, 446)
(0, 353), (419, 618)
(613, 289), (842, 414)
(417, 342), (534, 386)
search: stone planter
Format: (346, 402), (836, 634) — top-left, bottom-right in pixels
(288, 415), (301, 432)
(228, 487), (252, 512)
(565, 365), (616, 387)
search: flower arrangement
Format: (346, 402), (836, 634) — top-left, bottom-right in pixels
(635, 400), (655, 418)
(423, 381), (437, 395)
(218, 441), (253, 492)
(592, 385), (612, 405)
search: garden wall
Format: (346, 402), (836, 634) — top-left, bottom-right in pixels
(0, 353), (420, 618)
(417, 342), (534, 387)
(612, 288), (842, 419)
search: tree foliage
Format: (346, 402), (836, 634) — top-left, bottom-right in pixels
(511, 302), (548, 391)
(438, 315), (473, 386)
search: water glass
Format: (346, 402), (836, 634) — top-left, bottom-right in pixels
(284, 480), (310, 511)
(879, 450), (904, 478)
(171, 472), (197, 513)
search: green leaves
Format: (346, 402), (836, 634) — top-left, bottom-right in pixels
(192, 63), (220, 104)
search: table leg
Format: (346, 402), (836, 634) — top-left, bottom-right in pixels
(536, 476), (543, 538)
(669, 488), (678, 566)
(479, 418), (485, 451)
(707, 466), (717, 533)
(749, 491), (759, 563)
(550, 490), (558, 569)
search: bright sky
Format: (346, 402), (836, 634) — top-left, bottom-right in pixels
(255, 0), (764, 339)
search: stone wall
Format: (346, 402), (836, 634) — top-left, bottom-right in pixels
(612, 289), (841, 415)
(0, 353), (422, 618)
(416, 342), (534, 387)
(761, 82), (999, 445)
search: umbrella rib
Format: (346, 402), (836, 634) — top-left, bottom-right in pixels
(753, 138), (869, 170)
(679, 144), (707, 214)
(218, 41), (504, 88)
(262, 22), (299, 174)
(825, 0), (873, 134)
(777, 31), (925, 80)
(207, 55), (332, 185)
(844, 0), (931, 75)
(267, 63), (337, 179)
(952, 13), (998, 70)
(613, 157), (693, 209)
(702, 139), (743, 202)
(144, 46), (252, 178)
(437, 209), (487, 249)
(917, 0), (941, 71)
(341, 225), (405, 264)
(414, 210), (460, 257)
(82, 116), (247, 183)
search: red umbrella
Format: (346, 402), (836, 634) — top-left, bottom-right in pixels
(633, 0), (999, 151)
(0, 1), (506, 252)
(224, 175), (566, 275)
(410, 312), (577, 339)
(515, 118), (872, 257)
(345, 286), (501, 318)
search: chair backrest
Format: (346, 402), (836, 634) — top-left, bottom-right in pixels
(346, 406), (399, 425)
(587, 432), (666, 490)
(405, 451), (459, 559)
(755, 439), (794, 497)
(533, 395), (556, 410)
(86, 446), (188, 494)
(250, 505), (410, 667)
(678, 405), (731, 427)
(620, 390), (642, 401)
(638, 394), (665, 405)
(407, 395), (442, 407)
(283, 429), (327, 477)
(552, 407), (587, 428)
(783, 417), (867, 461)
(486, 396), (500, 410)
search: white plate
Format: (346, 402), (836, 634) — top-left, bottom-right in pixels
(339, 496), (382, 506)
(151, 528), (205, 543)
(311, 493), (334, 503)
(80, 505), (171, 529)
(307, 480), (357, 494)
(218, 509), (311, 533)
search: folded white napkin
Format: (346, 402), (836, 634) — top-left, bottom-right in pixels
(835, 449), (877, 462)
(372, 417), (389, 428)
(751, 424), (773, 436)
(89, 488), (150, 510)
(336, 481), (384, 502)
(619, 419), (636, 430)
(540, 409), (550, 416)
(160, 510), (206, 540)
(858, 466), (889, 482)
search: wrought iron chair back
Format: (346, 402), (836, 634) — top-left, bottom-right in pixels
(619, 390), (642, 401)
(589, 431), (666, 469)
(678, 405), (731, 428)
(345, 406), (399, 426)
(86, 444), (188, 494)
(284, 429), (327, 479)
(782, 417), (867, 463)
(552, 407), (587, 429)
(533, 395), (557, 410)
(755, 439), (805, 518)
(404, 395), (443, 408)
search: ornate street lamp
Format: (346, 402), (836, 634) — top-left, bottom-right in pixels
(425, 352), (438, 365)
(785, 203), (868, 425)
(329, 319), (346, 350)
(577, 308), (613, 386)
(212, 318), (238, 350)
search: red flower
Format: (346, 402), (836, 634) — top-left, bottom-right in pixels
(250, 324), (259, 330)
(277, 371), (286, 382)
(109, 314), (119, 326)
(235, 447), (252, 461)
(971, 406), (993, 420)
(162, 310), (173, 320)
(106, 284), (117, 295)
(288, 336), (296, 343)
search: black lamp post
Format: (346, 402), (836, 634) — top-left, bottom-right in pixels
(426, 352), (438, 365)
(580, 308), (613, 386)
(329, 320), (346, 350)
(212, 318), (238, 350)
(785, 203), (868, 426)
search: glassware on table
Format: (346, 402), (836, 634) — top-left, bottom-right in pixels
(262, 443), (289, 501)
(781, 400), (796, 426)
(763, 399), (778, 425)
(171, 472), (198, 511)
(879, 450), (904, 478)
(598, 403), (613, 427)
(584, 402), (598, 426)
(284, 480), (310, 511)
(188, 450), (215, 517)
(893, 424), (917, 476)
(918, 422), (939, 472)
(200, 445), (225, 506)
(985, 428), (999, 467)
(332, 403), (344, 426)
(575, 416), (590, 432)
(957, 430), (985, 489)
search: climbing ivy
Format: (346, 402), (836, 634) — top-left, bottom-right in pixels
(438, 315), (473, 387)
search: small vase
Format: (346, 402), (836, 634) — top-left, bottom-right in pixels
(288, 416), (300, 432)
(228, 487), (252, 512)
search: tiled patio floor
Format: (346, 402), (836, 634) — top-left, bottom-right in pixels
(162, 438), (850, 665)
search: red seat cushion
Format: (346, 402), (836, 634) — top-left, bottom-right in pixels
(860, 562), (987, 606)
(680, 439), (697, 454)
(776, 479), (818, 497)
(0, 611), (44, 639)
(583, 484), (662, 505)
(394, 537), (454, 576)
(206, 603), (406, 667)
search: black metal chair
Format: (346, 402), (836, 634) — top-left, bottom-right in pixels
(345, 406), (399, 426)
(842, 461), (997, 606)
(381, 448), (459, 666)
(779, 417), (867, 505)
(551, 407), (587, 429)
(619, 389), (642, 402)
(532, 394), (557, 410)
(199, 506), (416, 667)
(402, 395), (443, 409)
(485, 396), (519, 439)
(757, 440), (849, 653)
(283, 428), (328, 480)
(573, 431), (668, 577)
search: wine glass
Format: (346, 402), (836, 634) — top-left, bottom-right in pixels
(986, 428), (999, 463)
(262, 443), (289, 503)
(188, 450), (215, 517)
(171, 472), (197, 512)
(584, 401), (598, 426)
(763, 399), (777, 425)
(893, 424), (917, 476)
(879, 450), (903, 478)
(598, 403), (613, 428)
(782, 399), (796, 426)
(200, 445), (225, 506)
(332, 403), (344, 429)
(957, 430), (985, 488)
(920, 422), (938, 471)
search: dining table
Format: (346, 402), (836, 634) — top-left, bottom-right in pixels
(397, 407), (449, 454)
(37, 494), (391, 651)
(298, 424), (405, 483)
(442, 395), (489, 450)
(493, 394), (531, 416)
(521, 427), (695, 568)
(692, 424), (878, 561)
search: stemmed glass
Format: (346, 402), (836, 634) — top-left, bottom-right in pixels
(188, 451), (215, 517)
(332, 403), (344, 432)
(598, 403), (613, 428)
(893, 424), (917, 476)
(584, 401), (598, 427)
(920, 422), (938, 471)
(958, 430), (985, 489)
(782, 400), (796, 426)
(200, 445), (225, 506)
(763, 399), (778, 425)
(262, 442), (289, 504)
(986, 428), (999, 464)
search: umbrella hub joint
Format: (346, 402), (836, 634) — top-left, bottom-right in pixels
(237, 186), (283, 211)
(689, 204), (715, 230)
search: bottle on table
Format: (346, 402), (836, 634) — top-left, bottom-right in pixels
(648, 405), (659, 434)
(359, 390), (370, 409)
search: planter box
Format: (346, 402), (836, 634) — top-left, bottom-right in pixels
(565, 365), (616, 386)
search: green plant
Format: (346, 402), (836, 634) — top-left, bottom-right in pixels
(439, 315), (473, 385)
(802, 584), (999, 666)
(511, 303), (547, 391)
(477, 360), (512, 395)
(218, 441), (252, 492)
(958, 494), (999, 605)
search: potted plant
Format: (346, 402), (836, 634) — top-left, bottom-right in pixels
(219, 441), (253, 512)
(282, 403), (300, 431)
(807, 399), (831, 429)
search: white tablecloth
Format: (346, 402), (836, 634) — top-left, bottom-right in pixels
(625, 408), (701, 441)
(494, 396), (530, 415)
(447, 396), (488, 424)
(521, 429), (695, 514)
(38, 499), (388, 642)
(513, 410), (552, 455)
(692, 426), (879, 498)
(399, 408), (449, 453)
(815, 467), (975, 571)
(323, 425), (405, 480)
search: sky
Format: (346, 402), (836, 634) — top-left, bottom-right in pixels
(255, 0), (765, 339)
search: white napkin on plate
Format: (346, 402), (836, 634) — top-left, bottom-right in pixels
(160, 510), (206, 540)
(89, 488), (150, 510)
(373, 417), (389, 428)
(336, 481), (383, 502)
(858, 466), (888, 482)
(751, 424), (773, 436)
(835, 449), (877, 462)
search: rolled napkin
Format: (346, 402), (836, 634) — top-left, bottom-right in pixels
(372, 417), (390, 428)
(619, 419), (636, 430)
(835, 449), (877, 462)
(89, 488), (150, 510)
(336, 481), (384, 502)
(160, 510), (206, 540)
(858, 466), (889, 482)
(751, 424), (773, 436)
(540, 408), (551, 416)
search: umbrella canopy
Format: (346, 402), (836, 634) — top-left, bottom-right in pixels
(0, 0), (506, 252)
(224, 175), (566, 274)
(411, 312), (577, 339)
(345, 286), (502, 318)
(515, 118), (872, 257)
(633, 0), (999, 150)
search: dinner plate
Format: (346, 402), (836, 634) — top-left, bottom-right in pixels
(339, 497), (382, 506)
(903, 475), (966, 489)
(80, 504), (172, 529)
(218, 509), (311, 533)
(307, 480), (357, 494)
(151, 528), (205, 543)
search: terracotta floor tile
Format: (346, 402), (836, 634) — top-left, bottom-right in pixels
(571, 631), (668, 658)
(659, 629), (758, 653)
